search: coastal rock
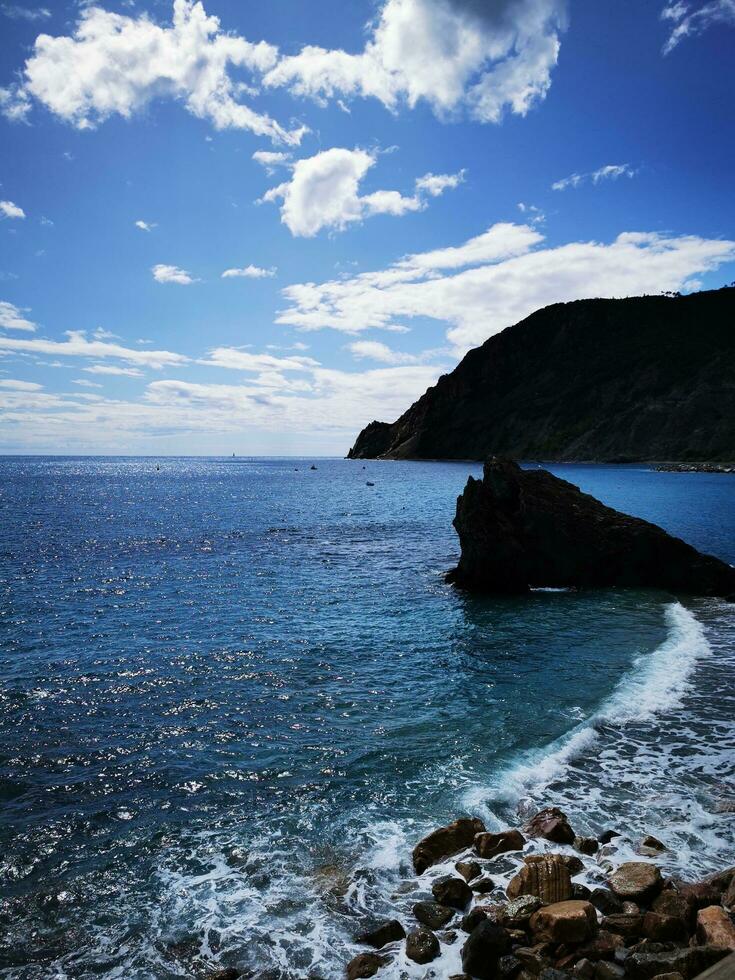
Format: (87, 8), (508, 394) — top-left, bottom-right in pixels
(461, 921), (512, 979)
(210, 970), (242, 980)
(447, 458), (735, 596)
(529, 901), (598, 944)
(695, 906), (735, 950)
(502, 896), (543, 927)
(639, 836), (667, 853)
(575, 930), (624, 962)
(462, 908), (489, 933)
(413, 817), (486, 874)
(358, 920), (405, 949)
(598, 831), (621, 845)
(405, 927), (440, 964)
(575, 838), (599, 856)
(524, 808), (576, 845)
(590, 889), (624, 916)
(345, 952), (387, 980)
(609, 864), (663, 904)
(723, 876), (735, 911)
(456, 860), (482, 883)
(641, 912), (686, 942)
(433, 875), (473, 910)
(508, 854), (573, 903)
(625, 944), (728, 979)
(413, 901), (454, 930)
(476, 829), (527, 859)
(593, 964), (625, 980)
(602, 914), (643, 939)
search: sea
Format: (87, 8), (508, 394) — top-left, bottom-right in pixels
(1, 457), (733, 979)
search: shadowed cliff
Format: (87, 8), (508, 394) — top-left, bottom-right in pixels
(347, 288), (735, 462)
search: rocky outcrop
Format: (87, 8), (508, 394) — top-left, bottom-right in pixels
(412, 817), (486, 873)
(507, 854), (573, 903)
(448, 457), (735, 596)
(347, 288), (735, 462)
(474, 828), (526, 859)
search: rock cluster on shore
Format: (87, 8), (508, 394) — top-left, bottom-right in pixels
(344, 806), (735, 980)
(447, 458), (735, 597)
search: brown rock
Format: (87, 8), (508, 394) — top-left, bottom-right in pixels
(462, 908), (489, 933)
(590, 888), (623, 916)
(530, 901), (598, 944)
(696, 906), (735, 950)
(642, 912), (686, 942)
(472, 877), (498, 894)
(461, 920), (512, 979)
(456, 860), (482, 883)
(413, 901), (454, 930)
(405, 927), (440, 964)
(723, 876), (735, 912)
(515, 943), (552, 974)
(412, 817), (486, 874)
(358, 920), (406, 949)
(601, 914), (643, 939)
(476, 829), (527, 859)
(673, 879), (722, 911)
(640, 836), (666, 853)
(651, 891), (692, 927)
(433, 875), (473, 910)
(575, 837), (599, 856)
(575, 931), (624, 962)
(346, 952), (387, 980)
(502, 896), (543, 927)
(625, 944), (728, 978)
(609, 863), (663, 904)
(525, 808), (576, 845)
(508, 854), (573, 904)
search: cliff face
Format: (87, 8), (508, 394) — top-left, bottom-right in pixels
(347, 289), (735, 462)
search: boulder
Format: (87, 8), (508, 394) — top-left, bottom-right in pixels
(609, 864), (663, 904)
(575, 930), (624, 962)
(508, 854), (573, 903)
(462, 908), (489, 933)
(639, 836), (667, 853)
(651, 890), (692, 926)
(405, 927), (440, 964)
(413, 901), (454, 930)
(345, 952), (387, 980)
(625, 944), (728, 979)
(358, 920), (405, 949)
(590, 889), (623, 916)
(210, 971), (242, 980)
(598, 831), (621, 845)
(461, 921), (512, 979)
(642, 912), (686, 942)
(601, 914), (643, 940)
(413, 817), (486, 874)
(525, 808), (576, 845)
(723, 876), (735, 911)
(457, 860), (483, 883)
(447, 458), (735, 597)
(530, 901), (598, 944)
(594, 964), (625, 980)
(695, 906), (735, 950)
(433, 875), (473, 910)
(502, 896), (543, 928)
(476, 829), (527, 859)
(575, 837), (599, 857)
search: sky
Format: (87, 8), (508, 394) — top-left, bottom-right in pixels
(0, 0), (734, 455)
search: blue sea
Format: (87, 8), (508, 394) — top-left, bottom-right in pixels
(1, 458), (734, 979)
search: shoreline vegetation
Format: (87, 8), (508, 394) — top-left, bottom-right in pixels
(337, 806), (735, 980)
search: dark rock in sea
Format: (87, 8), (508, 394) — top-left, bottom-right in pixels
(590, 888), (624, 916)
(405, 926), (440, 964)
(471, 877), (498, 894)
(345, 951), (387, 979)
(412, 817), (486, 874)
(524, 808), (575, 845)
(456, 859), (482, 882)
(358, 919), (405, 948)
(432, 874), (473, 909)
(574, 837), (599, 856)
(413, 901), (455, 930)
(640, 834), (666, 852)
(609, 863), (663, 904)
(507, 854), (573, 904)
(462, 907), (489, 933)
(625, 943), (728, 979)
(598, 831), (622, 845)
(571, 884), (592, 901)
(347, 288), (735, 463)
(461, 920), (511, 979)
(447, 458), (735, 597)
(475, 829), (526, 859)
(497, 953), (523, 979)
(210, 970), (243, 980)
(502, 895), (542, 927)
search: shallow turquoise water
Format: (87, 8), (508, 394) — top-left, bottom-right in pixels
(0, 458), (733, 978)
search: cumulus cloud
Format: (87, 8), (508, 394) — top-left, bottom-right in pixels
(0, 200), (26, 219)
(552, 163), (636, 191)
(1, 0), (306, 144)
(252, 150), (292, 174)
(135, 219), (156, 231)
(0, 329), (188, 368)
(0, 300), (36, 331)
(152, 263), (196, 285)
(222, 264), (276, 279)
(277, 223), (735, 352)
(260, 147), (463, 237)
(661, 1), (735, 53)
(264, 0), (567, 124)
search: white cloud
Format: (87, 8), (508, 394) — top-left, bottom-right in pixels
(0, 200), (26, 219)
(347, 340), (421, 364)
(264, 0), (566, 124)
(0, 378), (42, 390)
(661, 1), (735, 52)
(0, 300), (37, 331)
(0, 4), (50, 21)
(552, 163), (636, 191)
(2, 0), (306, 144)
(252, 150), (292, 175)
(201, 347), (319, 373)
(0, 329), (188, 368)
(260, 147), (463, 237)
(222, 264), (276, 279)
(72, 378), (102, 388)
(83, 363), (142, 376)
(135, 219), (156, 231)
(517, 202), (545, 224)
(152, 263), (196, 285)
(277, 223), (735, 352)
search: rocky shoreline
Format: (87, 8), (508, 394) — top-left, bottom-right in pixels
(652, 464), (735, 474)
(342, 806), (735, 980)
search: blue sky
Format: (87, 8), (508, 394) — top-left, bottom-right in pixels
(0, 0), (733, 455)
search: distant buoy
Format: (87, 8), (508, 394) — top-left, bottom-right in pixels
(310, 464), (317, 470)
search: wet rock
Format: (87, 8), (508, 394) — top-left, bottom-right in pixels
(555, 855), (584, 876)
(413, 818), (486, 874)
(576, 931), (625, 962)
(508, 854), (573, 904)
(345, 952), (387, 980)
(525, 808), (576, 845)
(461, 920), (512, 979)
(598, 832), (621, 846)
(621, 902), (640, 915)
(503, 896), (543, 928)
(456, 860), (482, 883)
(516, 944), (553, 974)
(358, 920), (406, 949)
(210, 970), (242, 980)
(651, 891), (692, 929)
(476, 830), (527, 859)
(625, 944), (728, 979)
(571, 959), (595, 979)
(405, 927), (440, 964)
(575, 838), (599, 856)
(472, 877), (499, 894)
(696, 906), (735, 950)
(590, 889), (623, 916)
(594, 964), (625, 980)
(723, 876), (735, 911)
(642, 912), (686, 942)
(498, 953), (523, 979)
(609, 864), (663, 904)
(602, 914), (643, 939)
(462, 908), (489, 933)
(539, 971), (572, 980)
(674, 879), (722, 911)
(413, 901), (454, 930)
(530, 901), (598, 944)
(638, 836), (666, 855)
(573, 884), (592, 901)
(433, 875), (473, 910)
(439, 929), (459, 945)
